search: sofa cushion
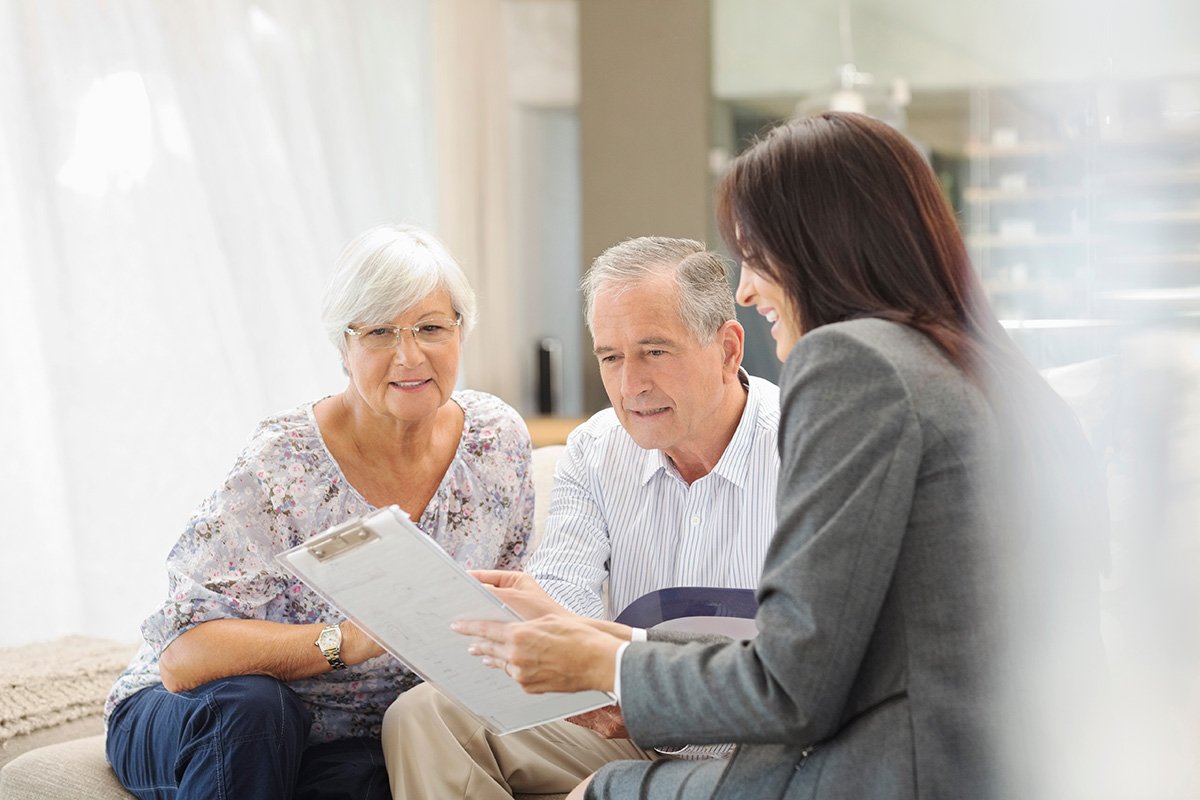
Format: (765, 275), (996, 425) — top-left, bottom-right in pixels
(0, 734), (567, 800)
(0, 735), (133, 799)
(530, 444), (566, 552)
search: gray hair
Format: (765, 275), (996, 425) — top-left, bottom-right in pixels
(582, 237), (735, 344)
(321, 224), (478, 357)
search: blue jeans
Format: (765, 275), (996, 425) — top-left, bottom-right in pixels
(106, 675), (390, 800)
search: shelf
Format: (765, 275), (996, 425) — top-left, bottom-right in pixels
(964, 186), (1088, 204)
(1099, 128), (1200, 149)
(1099, 286), (1200, 303)
(1102, 169), (1200, 187)
(964, 80), (1200, 366)
(964, 141), (1071, 158)
(999, 318), (1119, 331)
(968, 233), (1093, 248)
(1106, 209), (1200, 224)
(984, 280), (1080, 296)
(1100, 253), (1200, 267)
(984, 281), (1042, 295)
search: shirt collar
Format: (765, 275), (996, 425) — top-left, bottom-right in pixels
(639, 448), (674, 486)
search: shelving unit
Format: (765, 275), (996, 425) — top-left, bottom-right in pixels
(721, 79), (1200, 368)
(964, 78), (1200, 366)
(1094, 104), (1200, 296)
(965, 85), (1095, 334)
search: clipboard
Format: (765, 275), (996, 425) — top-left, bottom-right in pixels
(276, 505), (615, 735)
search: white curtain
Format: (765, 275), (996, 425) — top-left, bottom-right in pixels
(432, 0), (522, 404)
(0, 0), (435, 646)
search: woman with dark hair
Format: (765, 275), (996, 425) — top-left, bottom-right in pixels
(456, 112), (1105, 800)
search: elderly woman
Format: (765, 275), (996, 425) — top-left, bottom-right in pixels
(104, 224), (533, 799)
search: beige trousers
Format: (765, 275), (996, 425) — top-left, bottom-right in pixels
(382, 683), (654, 799)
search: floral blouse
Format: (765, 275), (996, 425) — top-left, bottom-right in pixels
(105, 390), (534, 742)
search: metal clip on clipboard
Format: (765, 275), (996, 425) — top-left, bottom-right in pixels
(305, 518), (379, 562)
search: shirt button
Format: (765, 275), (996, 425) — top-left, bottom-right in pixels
(691, 515), (700, 526)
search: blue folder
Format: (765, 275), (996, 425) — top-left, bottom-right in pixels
(613, 586), (758, 630)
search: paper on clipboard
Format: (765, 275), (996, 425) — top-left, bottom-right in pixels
(276, 506), (615, 735)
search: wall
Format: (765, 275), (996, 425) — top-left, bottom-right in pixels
(713, 0), (1200, 99)
(579, 0), (713, 411)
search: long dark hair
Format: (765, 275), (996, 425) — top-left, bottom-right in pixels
(716, 111), (1022, 386)
(719, 110), (1107, 573)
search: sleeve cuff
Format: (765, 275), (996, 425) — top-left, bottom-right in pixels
(613, 640), (631, 702)
(612, 629), (645, 701)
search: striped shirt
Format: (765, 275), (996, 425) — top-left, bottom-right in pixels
(527, 372), (781, 620)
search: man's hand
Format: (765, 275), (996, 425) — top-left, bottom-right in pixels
(470, 570), (568, 620)
(566, 704), (629, 739)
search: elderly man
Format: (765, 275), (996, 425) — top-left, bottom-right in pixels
(380, 236), (780, 799)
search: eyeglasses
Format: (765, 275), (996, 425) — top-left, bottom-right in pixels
(344, 315), (462, 349)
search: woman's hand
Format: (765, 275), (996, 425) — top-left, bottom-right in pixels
(469, 569), (568, 620)
(341, 619), (387, 664)
(452, 615), (626, 694)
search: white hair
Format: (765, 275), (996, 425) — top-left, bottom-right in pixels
(320, 224), (477, 358)
(582, 236), (735, 345)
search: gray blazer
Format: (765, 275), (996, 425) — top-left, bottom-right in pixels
(609, 318), (1100, 800)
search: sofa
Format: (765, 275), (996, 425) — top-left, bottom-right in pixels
(0, 445), (570, 800)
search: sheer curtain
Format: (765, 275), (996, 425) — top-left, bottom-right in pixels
(0, 0), (434, 646)
(432, 0), (522, 404)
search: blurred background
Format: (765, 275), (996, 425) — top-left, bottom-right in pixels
(2, 0), (1198, 791)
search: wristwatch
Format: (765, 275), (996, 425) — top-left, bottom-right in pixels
(315, 623), (347, 671)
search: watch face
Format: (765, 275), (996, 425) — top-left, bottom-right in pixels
(318, 626), (341, 649)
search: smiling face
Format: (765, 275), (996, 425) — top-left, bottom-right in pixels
(735, 262), (801, 361)
(591, 274), (739, 459)
(342, 288), (460, 424)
